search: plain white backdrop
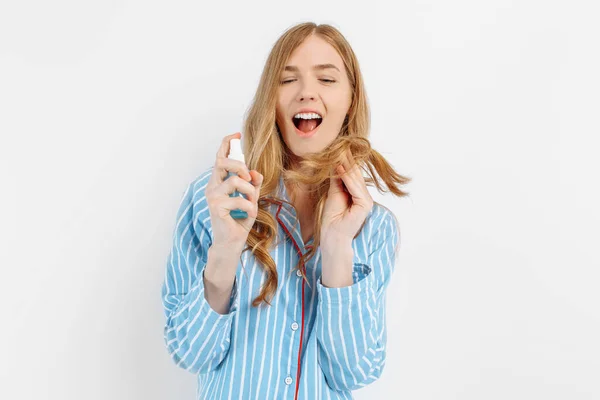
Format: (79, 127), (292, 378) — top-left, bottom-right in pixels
(1, 0), (599, 399)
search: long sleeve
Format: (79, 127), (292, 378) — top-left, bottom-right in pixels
(161, 180), (239, 375)
(315, 211), (400, 391)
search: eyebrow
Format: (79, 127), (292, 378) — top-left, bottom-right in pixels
(284, 63), (340, 73)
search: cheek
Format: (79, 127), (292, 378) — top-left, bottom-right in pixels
(327, 91), (350, 112)
(275, 105), (287, 126)
(276, 96), (291, 120)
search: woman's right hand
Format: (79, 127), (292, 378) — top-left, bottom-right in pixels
(205, 132), (264, 251)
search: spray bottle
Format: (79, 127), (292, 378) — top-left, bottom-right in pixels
(226, 137), (249, 219)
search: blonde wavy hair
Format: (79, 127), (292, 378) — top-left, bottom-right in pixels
(239, 22), (411, 307)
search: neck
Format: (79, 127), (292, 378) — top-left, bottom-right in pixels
(284, 153), (319, 207)
(285, 179), (313, 204)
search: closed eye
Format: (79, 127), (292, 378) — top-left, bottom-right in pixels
(281, 79), (336, 84)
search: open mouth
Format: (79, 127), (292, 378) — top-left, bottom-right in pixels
(292, 116), (323, 134)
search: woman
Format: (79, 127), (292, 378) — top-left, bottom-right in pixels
(161, 22), (411, 400)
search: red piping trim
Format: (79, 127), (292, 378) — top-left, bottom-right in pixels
(274, 201), (312, 400)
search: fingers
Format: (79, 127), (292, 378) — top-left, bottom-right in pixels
(337, 149), (368, 198)
(215, 157), (251, 183)
(214, 168), (264, 205)
(219, 174), (256, 199)
(213, 132), (250, 183)
(341, 148), (361, 178)
(210, 133), (266, 214)
(338, 149), (357, 184)
(221, 170), (264, 221)
(329, 166), (347, 195)
(221, 196), (256, 218)
(249, 170), (264, 199)
(217, 132), (241, 159)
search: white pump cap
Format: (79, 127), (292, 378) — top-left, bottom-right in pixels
(228, 138), (245, 163)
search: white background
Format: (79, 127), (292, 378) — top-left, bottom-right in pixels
(1, 0), (599, 399)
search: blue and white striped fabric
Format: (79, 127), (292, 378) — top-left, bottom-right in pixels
(161, 166), (400, 400)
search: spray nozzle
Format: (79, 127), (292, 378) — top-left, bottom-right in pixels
(228, 137), (245, 163)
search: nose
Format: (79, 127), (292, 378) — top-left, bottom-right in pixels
(296, 81), (317, 102)
(297, 93), (315, 101)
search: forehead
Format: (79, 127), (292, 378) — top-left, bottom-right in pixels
(284, 35), (345, 73)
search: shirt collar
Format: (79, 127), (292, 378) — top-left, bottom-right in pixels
(269, 174), (314, 248)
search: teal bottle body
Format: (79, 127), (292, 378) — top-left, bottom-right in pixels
(226, 170), (248, 219)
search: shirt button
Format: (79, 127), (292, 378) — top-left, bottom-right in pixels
(285, 376), (293, 385)
(296, 269), (302, 277)
(291, 322), (299, 331)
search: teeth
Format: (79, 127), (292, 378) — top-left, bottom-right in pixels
(293, 112), (322, 119)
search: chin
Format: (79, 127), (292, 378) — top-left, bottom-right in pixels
(281, 125), (336, 157)
(290, 142), (330, 158)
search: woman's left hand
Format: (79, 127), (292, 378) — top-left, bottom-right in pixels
(321, 149), (374, 244)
